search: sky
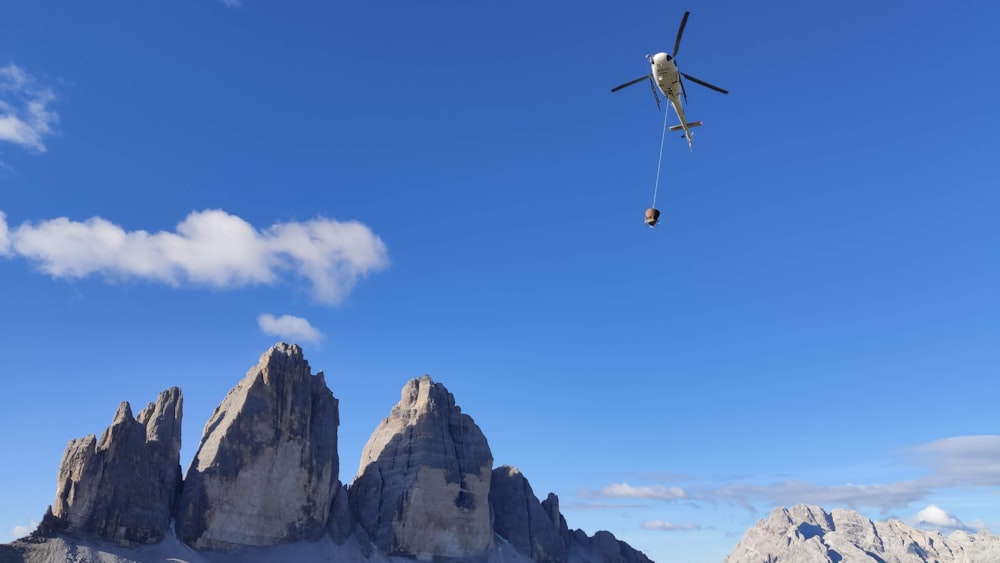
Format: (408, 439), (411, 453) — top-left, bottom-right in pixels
(1, 2), (998, 562)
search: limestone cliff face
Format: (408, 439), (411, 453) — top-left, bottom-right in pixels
(725, 504), (1000, 563)
(491, 465), (567, 563)
(10, 345), (659, 562)
(348, 375), (494, 559)
(48, 387), (183, 546)
(174, 343), (340, 550)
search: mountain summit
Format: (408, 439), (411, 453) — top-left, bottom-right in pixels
(349, 374), (495, 558)
(725, 504), (1000, 563)
(174, 342), (341, 550)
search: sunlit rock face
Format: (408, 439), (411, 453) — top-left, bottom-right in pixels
(49, 387), (183, 547)
(174, 343), (340, 550)
(349, 374), (495, 559)
(725, 504), (1000, 563)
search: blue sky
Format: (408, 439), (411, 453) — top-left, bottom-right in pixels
(1, 2), (998, 562)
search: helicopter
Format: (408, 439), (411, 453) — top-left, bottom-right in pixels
(611, 11), (728, 151)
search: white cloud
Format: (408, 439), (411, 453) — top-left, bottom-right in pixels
(0, 210), (10, 255)
(1, 209), (388, 304)
(711, 480), (930, 512)
(258, 313), (323, 344)
(908, 504), (976, 534)
(600, 483), (687, 501)
(589, 435), (1000, 543)
(10, 519), (38, 539)
(911, 435), (1000, 488)
(613, 435), (1000, 515)
(642, 520), (701, 532)
(0, 64), (57, 152)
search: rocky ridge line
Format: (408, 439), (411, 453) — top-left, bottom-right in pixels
(6, 343), (654, 563)
(725, 503), (1000, 563)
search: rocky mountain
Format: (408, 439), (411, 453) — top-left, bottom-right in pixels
(42, 387), (183, 547)
(174, 342), (341, 550)
(349, 375), (495, 558)
(725, 504), (1000, 563)
(491, 465), (567, 563)
(1, 343), (652, 563)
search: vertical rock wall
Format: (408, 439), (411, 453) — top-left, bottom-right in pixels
(49, 387), (183, 546)
(349, 375), (495, 559)
(174, 343), (340, 550)
(490, 465), (567, 563)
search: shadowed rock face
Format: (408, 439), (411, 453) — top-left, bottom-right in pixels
(326, 483), (353, 545)
(725, 504), (1000, 563)
(49, 387), (183, 547)
(566, 528), (654, 563)
(174, 343), (340, 550)
(491, 465), (567, 563)
(349, 374), (494, 559)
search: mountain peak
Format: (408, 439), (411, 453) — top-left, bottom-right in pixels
(726, 503), (1000, 563)
(174, 343), (340, 550)
(349, 374), (494, 559)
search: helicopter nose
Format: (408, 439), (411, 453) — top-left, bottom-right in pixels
(652, 52), (669, 64)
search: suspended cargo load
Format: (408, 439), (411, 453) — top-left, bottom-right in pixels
(644, 207), (661, 227)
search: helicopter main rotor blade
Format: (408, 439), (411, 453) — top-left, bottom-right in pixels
(611, 75), (652, 92)
(672, 11), (690, 58)
(681, 72), (729, 94)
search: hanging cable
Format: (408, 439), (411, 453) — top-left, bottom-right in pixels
(651, 106), (670, 208)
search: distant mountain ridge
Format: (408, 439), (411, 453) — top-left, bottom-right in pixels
(725, 504), (1000, 563)
(0, 343), (652, 563)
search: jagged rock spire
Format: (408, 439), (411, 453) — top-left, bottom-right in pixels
(491, 465), (567, 562)
(49, 387), (183, 546)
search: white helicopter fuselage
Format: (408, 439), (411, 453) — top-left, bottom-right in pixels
(649, 52), (694, 149)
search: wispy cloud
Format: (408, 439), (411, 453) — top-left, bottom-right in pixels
(711, 480), (930, 512)
(596, 435), (1000, 515)
(222, 0), (241, 6)
(1, 209), (388, 304)
(642, 520), (701, 532)
(0, 64), (57, 152)
(258, 313), (323, 344)
(0, 211), (10, 255)
(9, 519), (38, 539)
(910, 435), (1000, 488)
(731, 435), (1000, 511)
(599, 483), (687, 501)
